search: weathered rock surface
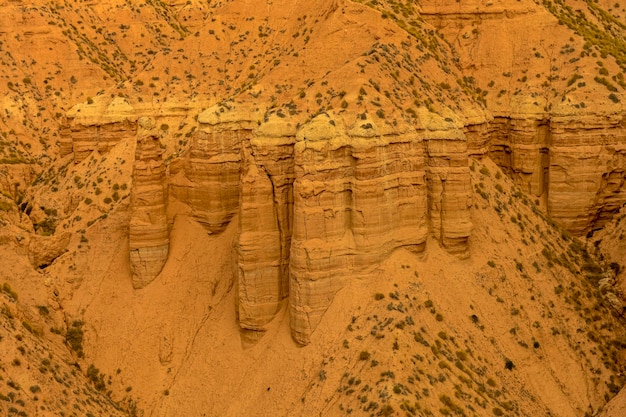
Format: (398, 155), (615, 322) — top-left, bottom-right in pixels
(41, 0), (626, 347)
(129, 118), (169, 289)
(60, 97), (137, 163)
(420, 0), (626, 236)
(27, 232), (70, 269)
(169, 105), (259, 233)
(289, 114), (433, 343)
(236, 117), (296, 332)
(176, 110), (473, 344)
(483, 105), (626, 236)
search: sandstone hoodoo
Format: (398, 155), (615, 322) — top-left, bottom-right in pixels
(139, 107), (474, 344)
(1, 0), (626, 416)
(129, 117), (169, 289)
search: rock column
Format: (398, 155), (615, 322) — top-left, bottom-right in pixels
(129, 118), (169, 289)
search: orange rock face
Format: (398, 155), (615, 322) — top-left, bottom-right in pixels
(484, 109), (626, 236)
(169, 109), (473, 344)
(129, 119), (169, 289)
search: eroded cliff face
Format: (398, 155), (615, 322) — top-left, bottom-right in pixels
(484, 106), (626, 236)
(58, 101), (474, 343)
(288, 114), (432, 343)
(57, 93), (626, 344)
(165, 108), (472, 344)
(237, 117), (296, 334)
(47, 0), (626, 348)
(420, 0), (626, 237)
(168, 106), (258, 233)
(129, 118), (169, 289)
(60, 97), (137, 163)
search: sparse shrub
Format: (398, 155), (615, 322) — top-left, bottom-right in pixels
(65, 320), (84, 358)
(2, 283), (18, 301)
(359, 351), (371, 361)
(87, 364), (106, 391)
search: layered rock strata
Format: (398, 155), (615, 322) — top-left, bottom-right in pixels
(129, 118), (169, 289)
(169, 106), (259, 232)
(236, 118), (296, 332)
(69, 98), (625, 343)
(60, 97), (137, 163)
(424, 121), (473, 256)
(548, 109), (626, 235)
(169, 109), (473, 344)
(484, 107), (626, 236)
(289, 114), (433, 343)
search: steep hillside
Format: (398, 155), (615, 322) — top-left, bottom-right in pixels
(0, 0), (625, 416)
(7, 156), (623, 416)
(0, 237), (136, 416)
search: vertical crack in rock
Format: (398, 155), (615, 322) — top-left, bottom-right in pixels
(129, 117), (169, 289)
(169, 104), (259, 233)
(439, 177), (446, 243)
(236, 117), (296, 337)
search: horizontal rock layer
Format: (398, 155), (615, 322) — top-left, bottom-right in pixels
(480, 110), (626, 236)
(129, 121), (169, 289)
(60, 100), (626, 343)
(168, 110), (255, 233)
(59, 119), (137, 163)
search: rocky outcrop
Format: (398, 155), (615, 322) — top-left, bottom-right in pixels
(60, 97), (137, 163)
(28, 232), (70, 269)
(236, 117), (296, 332)
(289, 114), (434, 343)
(167, 108), (474, 344)
(483, 105), (626, 236)
(169, 105), (260, 232)
(424, 116), (473, 256)
(129, 118), (169, 289)
(548, 108), (626, 235)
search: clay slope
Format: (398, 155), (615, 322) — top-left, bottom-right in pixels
(0, 0), (625, 416)
(0, 235), (134, 416)
(17, 156), (622, 417)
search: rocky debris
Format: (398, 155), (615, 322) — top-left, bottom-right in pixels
(129, 118), (169, 289)
(27, 232), (70, 269)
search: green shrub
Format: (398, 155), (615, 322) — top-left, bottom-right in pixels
(66, 321), (84, 358)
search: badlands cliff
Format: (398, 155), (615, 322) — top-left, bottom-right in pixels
(0, 0), (626, 415)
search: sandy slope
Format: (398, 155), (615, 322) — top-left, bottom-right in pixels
(16, 157), (617, 416)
